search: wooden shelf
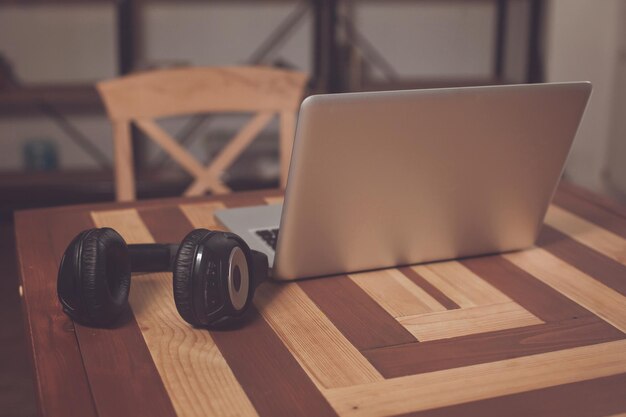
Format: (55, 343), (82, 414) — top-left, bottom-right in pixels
(0, 84), (104, 116)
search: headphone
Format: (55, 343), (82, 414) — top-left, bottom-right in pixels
(57, 227), (269, 328)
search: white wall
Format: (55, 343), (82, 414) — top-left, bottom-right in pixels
(143, 3), (312, 71)
(354, 2), (495, 80)
(605, 2), (626, 199)
(544, 0), (623, 194)
(0, 4), (116, 84)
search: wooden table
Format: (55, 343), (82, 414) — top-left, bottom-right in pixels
(15, 184), (626, 417)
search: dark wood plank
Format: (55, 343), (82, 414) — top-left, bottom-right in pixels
(0, 219), (38, 417)
(537, 225), (626, 296)
(45, 209), (177, 417)
(140, 205), (337, 417)
(557, 181), (626, 219)
(299, 275), (417, 351)
(398, 266), (460, 310)
(140, 206), (194, 243)
(211, 308), (338, 417)
(363, 316), (623, 378)
(400, 373), (626, 417)
(224, 194), (270, 209)
(553, 186), (626, 238)
(460, 255), (592, 322)
(14, 210), (98, 417)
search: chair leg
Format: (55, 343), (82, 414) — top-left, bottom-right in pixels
(113, 122), (136, 201)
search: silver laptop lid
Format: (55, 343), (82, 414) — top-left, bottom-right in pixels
(273, 82), (591, 280)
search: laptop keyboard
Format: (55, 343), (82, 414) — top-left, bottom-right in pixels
(255, 228), (280, 250)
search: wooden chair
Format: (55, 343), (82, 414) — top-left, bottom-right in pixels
(97, 66), (308, 201)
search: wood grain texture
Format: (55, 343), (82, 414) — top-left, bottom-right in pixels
(16, 185), (626, 417)
(504, 248), (626, 332)
(461, 255), (593, 322)
(14, 210), (98, 417)
(139, 206), (195, 243)
(91, 209), (258, 417)
(57, 212), (176, 417)
(397, 266), (460, 310)
(399, 373), (626, 417)
(224, 195), (269, 209)
(179, 202), (227, 231)
(73, 309), (178, 417)
(298, 275), (417, 350)
(210, 308), (338, 417)
(545, 205), (626, 265)
(16, 208), (177, 417)
(140, 205), (338, 417)
(255, 282), (383, 389)
(537, 225), (626, 296)
(97, 67), (308, 120)
(398, 301), (543, 341)
(557, 181), (626, 219)
(411, 261), (511, 308)
(553, 186), (626, 238)
(349, 269), (447, 318)
(180, 195), (382, 389)
(325, 340), (626, 417)
(364, 316), (623, 377)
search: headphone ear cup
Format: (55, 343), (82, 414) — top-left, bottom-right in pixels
(173, 229), (210, 325)
(80, 228), (131, 326)
(58, 229), (95, 319)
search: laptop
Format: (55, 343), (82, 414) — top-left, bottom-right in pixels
(215, 82), (592, 281)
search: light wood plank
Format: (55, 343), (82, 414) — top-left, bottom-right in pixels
(97, 67), (308, 120)
(349, 269), (447, 318)
(324, 339), (626, 417)
(179, 202), (227, 231)
(397, 301), (543, 341)
(412, 261), (511, 308)
(545, 205), (626, 265)
(504, 247), (626, 332)
(255, 282), (383, 389)
(264, 196), (284, 205)
(91, 208), (258, 417)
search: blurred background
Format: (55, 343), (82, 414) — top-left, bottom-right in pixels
(0, 0), (625, 415)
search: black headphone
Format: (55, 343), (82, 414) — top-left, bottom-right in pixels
(57, 227), (268, 328)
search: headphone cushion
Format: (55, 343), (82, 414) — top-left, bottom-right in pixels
(81, 228), (131, 326)
(173, 229), (210, 325)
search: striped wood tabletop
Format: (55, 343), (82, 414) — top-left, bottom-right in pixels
(14, 184), (626, 417)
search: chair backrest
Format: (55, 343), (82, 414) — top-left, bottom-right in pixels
(97, 66), (308, 201)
